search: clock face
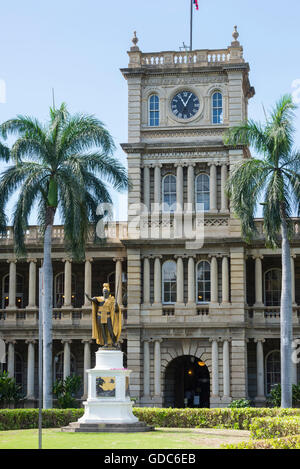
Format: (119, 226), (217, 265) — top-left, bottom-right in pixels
(171, 91), (200, 120)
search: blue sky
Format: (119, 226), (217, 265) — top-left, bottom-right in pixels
(1, 0), (300, 222)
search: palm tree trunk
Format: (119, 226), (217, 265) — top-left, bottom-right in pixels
(42, 208), (55, 409)
(280, 208), (293, 408)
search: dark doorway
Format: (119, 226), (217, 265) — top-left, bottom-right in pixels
(164, 355), (210, 408)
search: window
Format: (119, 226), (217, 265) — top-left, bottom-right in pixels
(54, 273), (77, 308)
(2, 273), (24, 309)
(163, 175), (177, 212)
(266, 350), (281, 395)
(149, 94), (160, 127)
(195, 174), (210, 211)
(197, 261), (211, 303)
(265, 269), (281, 306)
(162, 261), (177, 304)
(53, 351), (77, 382)
(212, 92), (223, 124)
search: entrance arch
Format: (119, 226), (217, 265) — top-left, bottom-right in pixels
(164, 355), (210, 408)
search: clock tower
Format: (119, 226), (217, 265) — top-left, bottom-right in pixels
(121, 28), (255, 407)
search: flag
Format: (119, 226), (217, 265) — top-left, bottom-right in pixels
(193, 0), (199, 10)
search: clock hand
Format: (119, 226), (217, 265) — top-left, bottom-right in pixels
(184, 93), (193, 107)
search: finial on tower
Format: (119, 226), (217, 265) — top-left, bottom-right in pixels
(232, 25), (240, 45)
(130, 31), (140, 51)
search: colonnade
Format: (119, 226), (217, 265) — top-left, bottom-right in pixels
(142, 162), (229, 212)
(142, 254), (230, 305)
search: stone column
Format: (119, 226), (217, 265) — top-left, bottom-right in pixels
(154, 339), (162, 397)
(82, 340), (91, 399)
(210, 256), (218, 303)
(211, 339), (219, 397)
(154, 256), (162, 304)
(176, 256), (184, 304)
(176, 164), (184, 212)
(255, 338), (266, 402)
(26, 340), (36, 399)
(143, 257), (150, 305)
(143, 339), (150, 397)
(209, 163), (217, 212)
(83, 258), (93, 307)
(154, 165), (162, 208)
(27, 259), (37, 309)
(254, 255), (263, 306)
(114, 258), (123, 306)
(7, 340), (16, 378)
(188, 256), (195, 304)
(62, 340), (72, 380)
(7, 260), (17, 309)
(222, 256), (230, 304)
(222, 339), (231, 399)
(143, 165), (151, 212)
(63, 259), (72, 307)
(187, 164), (195, 212)
(221, 164), (229, 212)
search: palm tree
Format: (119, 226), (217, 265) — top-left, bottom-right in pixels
(0, 103), (129, 408)
(225, 94), (300, 408)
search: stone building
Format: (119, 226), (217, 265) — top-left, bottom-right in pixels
(0, 29), (299, 408)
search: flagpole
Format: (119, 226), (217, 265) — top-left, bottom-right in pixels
(190, 0), (193, 51)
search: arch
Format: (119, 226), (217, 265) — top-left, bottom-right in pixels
(163, 354), (210, 408)
(54, 272), (77, 308)
(2, 273), (24, 309)
(264, 268), (282, 306)
(161, 344), (211, 375)
(196, 260), (211, 303)
(148, 94), (160, 127)
(162, 174), (177, 213)
(53, 350), (77, 383)
(162, 260), (177, 305)
(195, 173), (210, 212)
(265, 350), (281, 395)
(211, 91), (223, 124)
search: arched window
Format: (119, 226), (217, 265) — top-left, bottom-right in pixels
(212, 92), (223, 124)
(54, 273), (77, 308)
(196, 261), (211, 303)
(265, 269), (281, 306)
(148, 94), (160, 127)
(163, 174), (177, 212)
(53, 351), (77, 382)
(195, 174), (210, 211)
(162, 260), (177, 304)
(266, 350), (281, 395)
(2, 273), (24, 309)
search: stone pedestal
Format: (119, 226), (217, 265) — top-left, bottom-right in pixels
(62, 349), (153, 433)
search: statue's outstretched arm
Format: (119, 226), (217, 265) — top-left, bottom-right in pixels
(85, 293), (99, 305)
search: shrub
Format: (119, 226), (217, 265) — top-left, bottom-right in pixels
(53, 375), (82, 409)
(223, 435), (300, 449)
(0, 371), (23, 407)
(228, 399), (252, 408)
(268, 383), (300, 407)
(0, 407), (300, 431)
(249, 416), (300, 440)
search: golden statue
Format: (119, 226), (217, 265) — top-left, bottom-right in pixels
(85, 283), (122, 348)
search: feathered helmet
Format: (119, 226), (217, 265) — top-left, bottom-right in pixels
(103, 283), (110, 292)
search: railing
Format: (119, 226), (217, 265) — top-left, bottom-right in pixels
(254, 219), (300, 238)
(139, 49), (232, 68)
(247, 305), (300, 321)
(197, 306), (209, 316)
(162, 306), (175, 316)
(0, 222), (128, 245)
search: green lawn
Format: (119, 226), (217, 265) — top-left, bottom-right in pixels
(0, 427), (250, 450)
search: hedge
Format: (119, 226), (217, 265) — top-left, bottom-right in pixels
(249, 416), (300, 440)
(223, 435), (300, 449)
(1, 407), (300, 431)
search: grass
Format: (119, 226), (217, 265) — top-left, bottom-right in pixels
(0, 427), (250, 450)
